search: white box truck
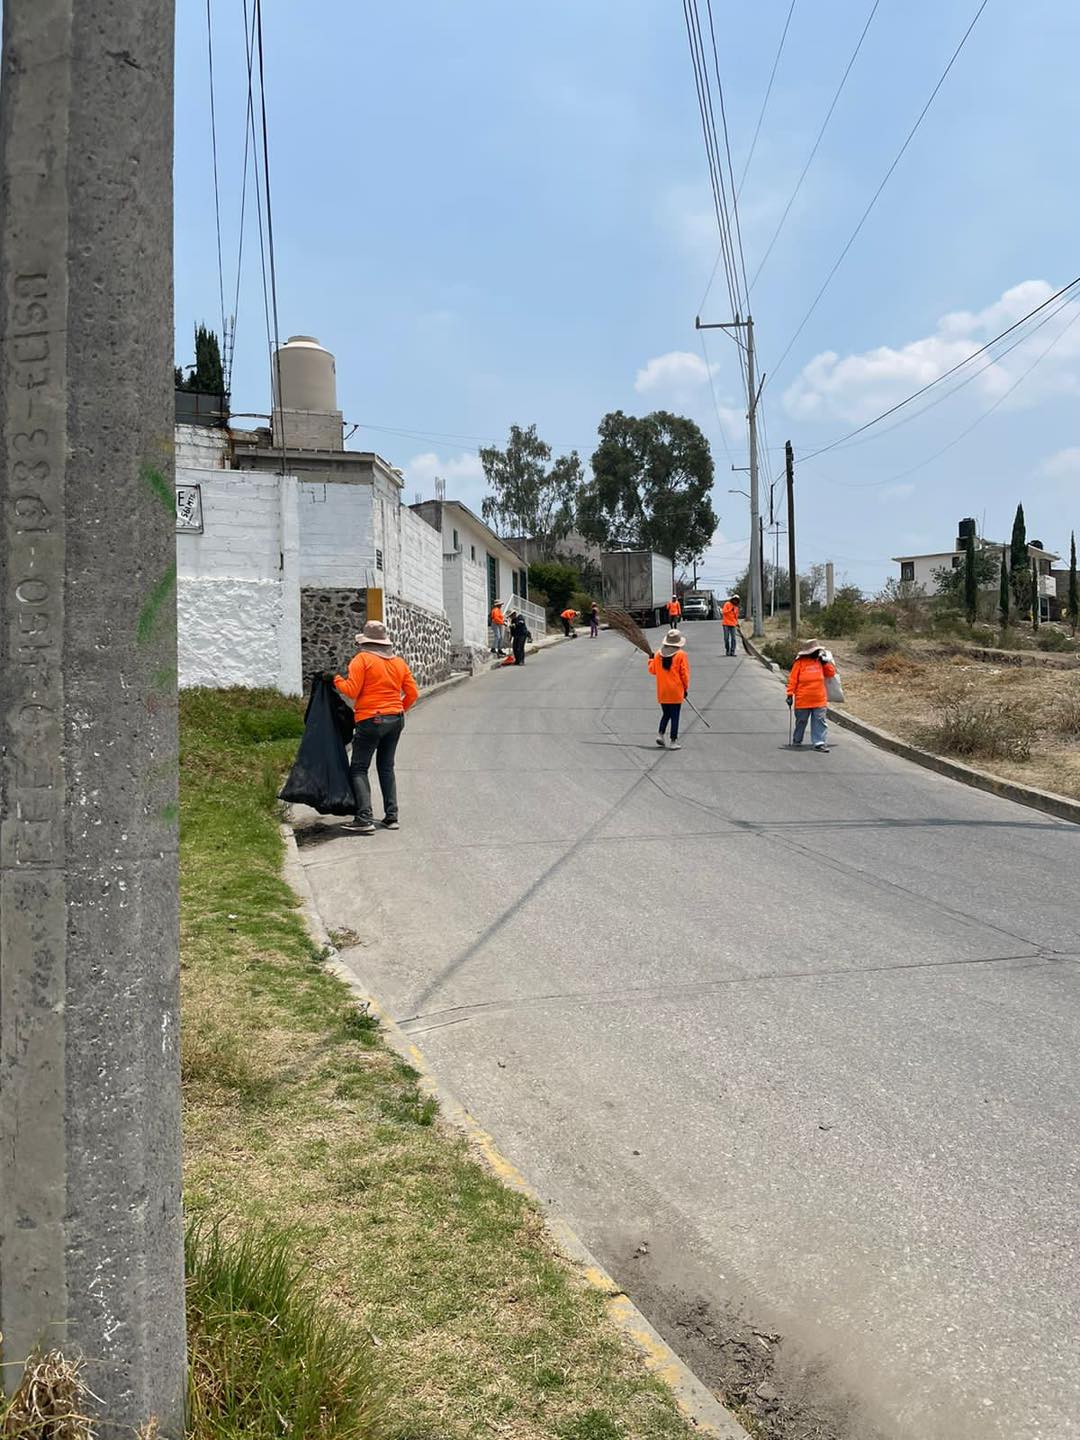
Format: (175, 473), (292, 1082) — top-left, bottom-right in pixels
(601, 550), (674, 628)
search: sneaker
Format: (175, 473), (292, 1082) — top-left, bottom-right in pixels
(814, 744), (830, 753)
(341, 819), (376, 835)
(669, 741), (682, 751)
(382, 818), (400, 831)
(655, 736), (667, 747)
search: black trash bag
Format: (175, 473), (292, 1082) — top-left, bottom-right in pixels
(278, 677), (355, 815)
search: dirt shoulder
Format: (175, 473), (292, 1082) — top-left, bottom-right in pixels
(749, 618), (1080, 804)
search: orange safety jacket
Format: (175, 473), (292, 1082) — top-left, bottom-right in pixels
(721, 602), (740, 626)
(561, 609), (577, 621)
(335, 651), (419, 722)
(491, 606), (505, 626)
(668, 600), (682, 617)
(786, 655), (836, 710)
(648, 651), (690, 704)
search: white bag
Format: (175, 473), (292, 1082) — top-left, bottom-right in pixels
(825, 671), (845, 705)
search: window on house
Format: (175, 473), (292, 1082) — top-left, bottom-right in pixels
(487, 554), (499, 610)
(471, 544), (476, 561)
(900, 561), (915, 582)
(452, 528), (459, 551)
(951, 555), (962, 569)
(376, 548), (383, 571)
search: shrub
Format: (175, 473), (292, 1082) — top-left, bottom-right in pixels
(186, 1221), (383, 1440)
(969, 625), (997, 646)
(761, 637), (799, 671)
(855, 626), (903, 658)
(930, 609), (968, 638)
(914, 699), (1036, 762)
(1036, 628), (1076, 653)
(872, 651), (923, 677)
(528, 561), (580, 614)
(863, 607), (897, 629)
(1053, 691), (1080, 739)
(819, 595), (864, 637)
(994, 628), (1024, 651)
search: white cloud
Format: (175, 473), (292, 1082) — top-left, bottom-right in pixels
(879, 482), (916, 503)
(634, 350), (743, 435)
(783, 280), (1080, 425)
(1038, 447), (1080, 482)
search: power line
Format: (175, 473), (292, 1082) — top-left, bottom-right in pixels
(240, 0), (274, 383)
(768, 0), (991, 388)
(797, 275), (1080, 463)
(702, 0), (750, 308)
(829, 290), (1080, 489)
(738, 0), (798, 197)
(204, 0), (226, 346)
(752, 0), (881, 289)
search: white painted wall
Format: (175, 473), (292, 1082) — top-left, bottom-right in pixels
(298, 480), (375, 587)
(176, 466), (301, 694)
(442, 553), (489, 648)
(176, 423), (228, 470)
(400, 506), (444, 613)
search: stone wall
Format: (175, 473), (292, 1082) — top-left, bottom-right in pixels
(301, 586), (367, 678)
(385, 594), (452, 688)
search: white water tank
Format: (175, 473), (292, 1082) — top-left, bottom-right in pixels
(272, 335), (337, 414)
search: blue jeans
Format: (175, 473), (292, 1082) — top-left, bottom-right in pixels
(792, 706), (827, 746)
(723, 624), (738, 655)
(659, 703), (681, 740)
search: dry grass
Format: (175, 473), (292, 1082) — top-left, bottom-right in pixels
(0, 1350), (92, 1440)
(180, 688), (693, 1440)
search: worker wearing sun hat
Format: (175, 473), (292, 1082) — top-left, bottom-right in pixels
(647, 629), (691, 750)
(333, 621), (419, 833)
(786, 638), (837, 752)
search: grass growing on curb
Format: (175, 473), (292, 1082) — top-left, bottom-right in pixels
(180, 688), (695, 1440)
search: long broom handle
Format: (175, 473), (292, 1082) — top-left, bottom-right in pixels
(683, 694), (712, 729)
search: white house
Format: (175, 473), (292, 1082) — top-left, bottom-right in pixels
(893, 518), (1060, 619)
(410, 499), (544, 667)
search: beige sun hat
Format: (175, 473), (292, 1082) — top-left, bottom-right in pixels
(796, 637), (825, 658)
(355, 620), (394, 650)
(659, 630), (687, 655)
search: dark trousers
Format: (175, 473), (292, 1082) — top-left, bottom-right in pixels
(659, 703), (681, 741)
(350, 714), (404, 822)
(512, 637), (526, 665)
(562, 617), (573, 636)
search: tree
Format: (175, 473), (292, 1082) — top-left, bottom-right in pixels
(931, 546), (998, 602)
(578, 410), (717, 569)
(527, 560), (579, 614)
(1069, 532), (1078, 634)
(963, 530), (978, 623)
(1009, 503), (1029, 613)
(999, 552), (1010, 626)
(480, 424), (581, 556)
(175, 322), (225, 395)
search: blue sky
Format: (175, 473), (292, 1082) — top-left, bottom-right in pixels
(175, 0), (1080, 593)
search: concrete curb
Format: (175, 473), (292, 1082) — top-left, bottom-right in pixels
(738, 629), (1080, 827)
(279, 826), (750, 1440)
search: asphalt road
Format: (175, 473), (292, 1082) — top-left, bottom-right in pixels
(298, 623), (1080, 1438)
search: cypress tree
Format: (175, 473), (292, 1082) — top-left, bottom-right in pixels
(963, 530), (978, 624)
(1009, 503), (1029, 613)
(999, 551), (1009, 627)
(1070, 532), (1078, 635)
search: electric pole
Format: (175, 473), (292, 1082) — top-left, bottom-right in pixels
(786, 440), (798, 638)
(0, 1), (186, 1433)
(696, 313), (764, 636)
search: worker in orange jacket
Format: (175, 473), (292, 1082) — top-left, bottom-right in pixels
(490, 602), (507, 656)
(786, 638), (837, 753)
(647, 630), (691, 750)
(721, 595), (741, 656)
(333, 621), (419, 833)
(560, 607), (578, 638)
(667, 594), (682, 627)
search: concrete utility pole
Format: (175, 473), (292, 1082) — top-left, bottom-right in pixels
(696, 313), (764, 637)
(0, 1), (185, 1434)
(786, 440), (798, 637)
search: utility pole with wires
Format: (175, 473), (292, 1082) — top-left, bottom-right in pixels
(697, 313), (764, 636)
(786, 439), (799, 637)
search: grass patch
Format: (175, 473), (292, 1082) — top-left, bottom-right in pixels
(914, 698), (1036, 762)
(854, 626), (903, 658)
(180, 687), (693, 1440)
(186, 1222), (382, 1440)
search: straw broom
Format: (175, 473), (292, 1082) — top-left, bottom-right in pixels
(604, 607), (712, 728)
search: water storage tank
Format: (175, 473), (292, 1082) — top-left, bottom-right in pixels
(272, 335), (337, 414)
